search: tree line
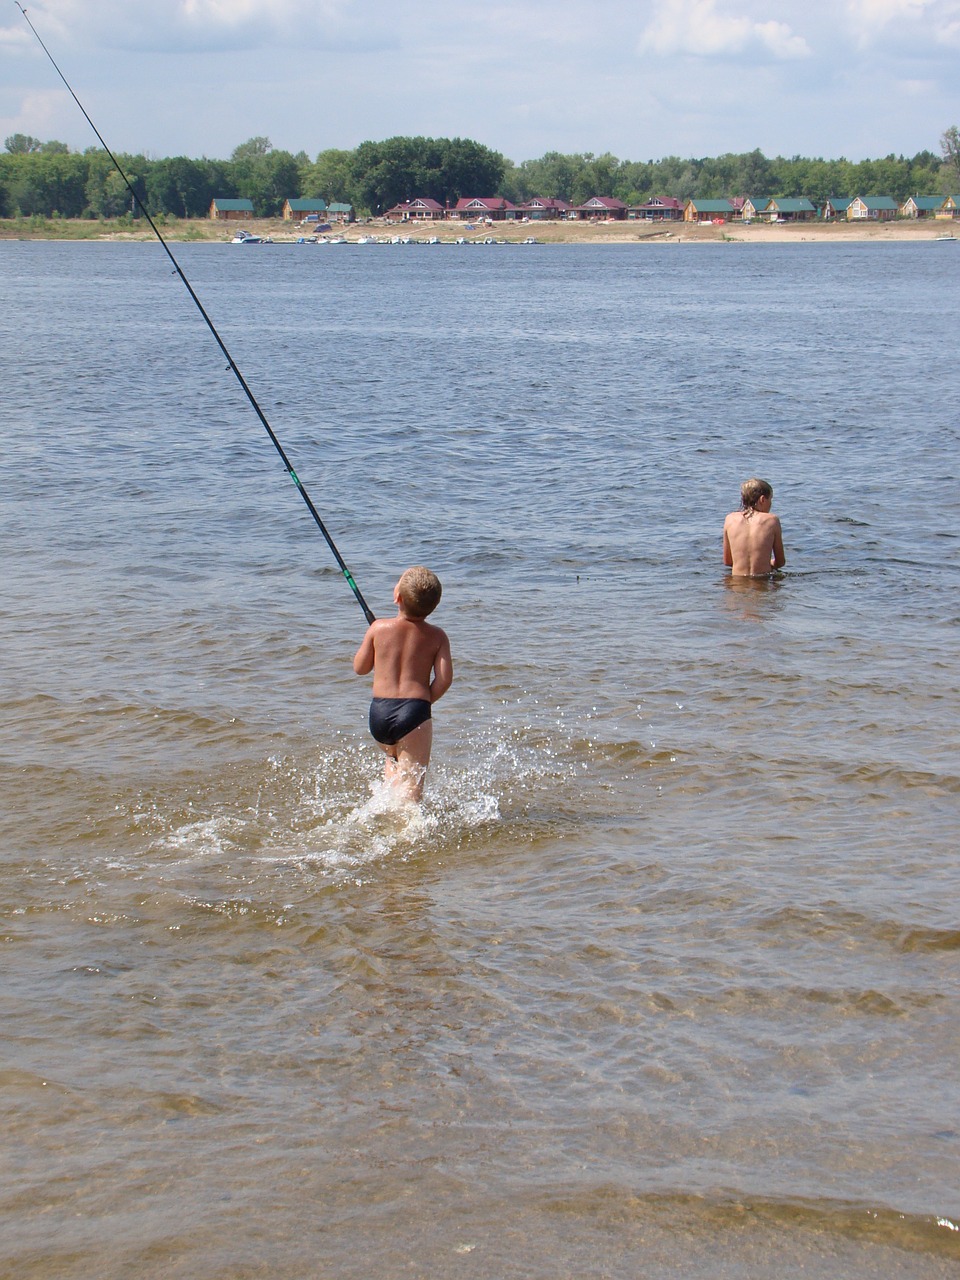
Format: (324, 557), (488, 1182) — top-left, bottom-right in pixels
(2, 129), (958, 221)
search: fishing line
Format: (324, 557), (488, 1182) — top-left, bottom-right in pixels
(15, 3), (375, 625)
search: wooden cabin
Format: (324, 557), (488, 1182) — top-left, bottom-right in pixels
(282, 198), (327, 221)
(209, 198), (254, 220)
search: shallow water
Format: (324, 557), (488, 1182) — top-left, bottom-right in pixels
(1, 239), (959, 1277)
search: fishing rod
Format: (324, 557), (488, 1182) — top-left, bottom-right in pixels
(15, 2), (376, 626)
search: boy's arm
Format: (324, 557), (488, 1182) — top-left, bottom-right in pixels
(353, 624), (376, 676)
(429, 633), (453, 703)
(771, 518), (786, 569)
(722, 517), (733, 567)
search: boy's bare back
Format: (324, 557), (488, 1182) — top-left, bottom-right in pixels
(354, 614), (451, 701)
(723, 478), (786, 577)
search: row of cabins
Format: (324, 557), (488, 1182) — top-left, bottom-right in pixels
(209, 198), (354, 222)
(209, 193), (960, 225)
(384, 194), (960, 223)
(694, 194), (960, 222)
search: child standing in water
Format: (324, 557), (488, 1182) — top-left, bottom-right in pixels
(723, 478), (786, 577)
(353, 566), (453, 803)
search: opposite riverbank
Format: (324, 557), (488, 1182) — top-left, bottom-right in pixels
(1, 215), (956, 244)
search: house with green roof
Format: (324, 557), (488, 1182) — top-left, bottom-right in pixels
(683, 198), (734, 222)
(823, 198), (852, 219)
(283, 198), (327, 221)
(739, 196), (768, 220)
(900, 196), (946, 218)
(848, 195), (898, 221)
(938, 195), (960, 218)
(763, 197), (816, 221)
(209, 198), (254, 220)
(326, 202), (354, 224)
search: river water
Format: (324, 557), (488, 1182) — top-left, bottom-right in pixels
(1, 238), (958, 1278)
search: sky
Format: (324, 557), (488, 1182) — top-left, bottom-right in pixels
(2, 0), (959, 165)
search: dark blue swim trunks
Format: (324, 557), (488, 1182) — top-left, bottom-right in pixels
(369, 697), (432, 746)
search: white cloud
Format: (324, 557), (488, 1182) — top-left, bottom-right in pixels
(639, 0), (810, 60)
(0, 24), (32, 53)
(846, 0), (931, 28)
(844, 0), (960, 46)
(11, 0), (372, 54)
(752, 20), (811, 57)
(3, 0), (959, 163)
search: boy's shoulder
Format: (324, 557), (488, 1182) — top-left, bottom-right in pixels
(417, 618), (449, 643)
(378, 614), (448, 640)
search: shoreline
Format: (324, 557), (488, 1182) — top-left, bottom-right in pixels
(1, 216), (956, 245)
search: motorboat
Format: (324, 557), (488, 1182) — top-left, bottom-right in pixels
(231, 228), (273, 244)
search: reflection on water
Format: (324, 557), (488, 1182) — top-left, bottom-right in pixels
(1, 242), (959, 1279)
(720, 571), (788, 619)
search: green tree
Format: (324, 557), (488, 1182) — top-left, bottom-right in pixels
(0, 150), (88, 216)
(231, 136), (273, 162)
(346, 136), (504, 214)
(738, 148), (773, 196)
(232, 148), (301, 215)
(510, 152), (582, 202)
(84, 152), (146, 217)
(307, 148), (354, 204)
(616, 159), (655, 204)
(940, 126), (960, 189)
(4, 133), (42, 154)
(439, 137), (505, 204)
(146, 156), (220, 217)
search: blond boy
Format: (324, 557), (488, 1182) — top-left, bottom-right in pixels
(723, 478), (786, 577)
(353, 566), (453, 802)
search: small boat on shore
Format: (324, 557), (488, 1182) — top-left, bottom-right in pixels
(231, 228), (273, 244)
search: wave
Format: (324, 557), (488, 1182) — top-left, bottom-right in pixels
(533, 1184), (960, 1260)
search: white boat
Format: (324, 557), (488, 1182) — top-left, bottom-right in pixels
(231, 228), (273, 244)
(935, 234), (957, 242)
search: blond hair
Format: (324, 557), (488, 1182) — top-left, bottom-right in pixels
(740, 478), (773, 511)
(397, 566), (442, 618)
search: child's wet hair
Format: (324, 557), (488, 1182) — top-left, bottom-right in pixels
(398, 566), (442, 618)
(740, 478), (773, 510)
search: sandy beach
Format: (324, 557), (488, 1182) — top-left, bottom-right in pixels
(2, 214), (957, 244)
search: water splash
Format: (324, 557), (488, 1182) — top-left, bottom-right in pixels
(140, 710), (585, 886)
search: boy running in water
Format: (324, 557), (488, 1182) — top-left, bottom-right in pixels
(353, 566), (453, 803)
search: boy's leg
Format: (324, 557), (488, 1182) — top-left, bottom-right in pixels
(391, 719), (433, 802)
(381, 748), (402, 789)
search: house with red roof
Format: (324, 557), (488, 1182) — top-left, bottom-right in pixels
(450, 197), (518, 221)
(516, 197), (572, 220)
(628, 196), (682, 221)
(384, 197), (445, 222)
(572, 196), (627, 220)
